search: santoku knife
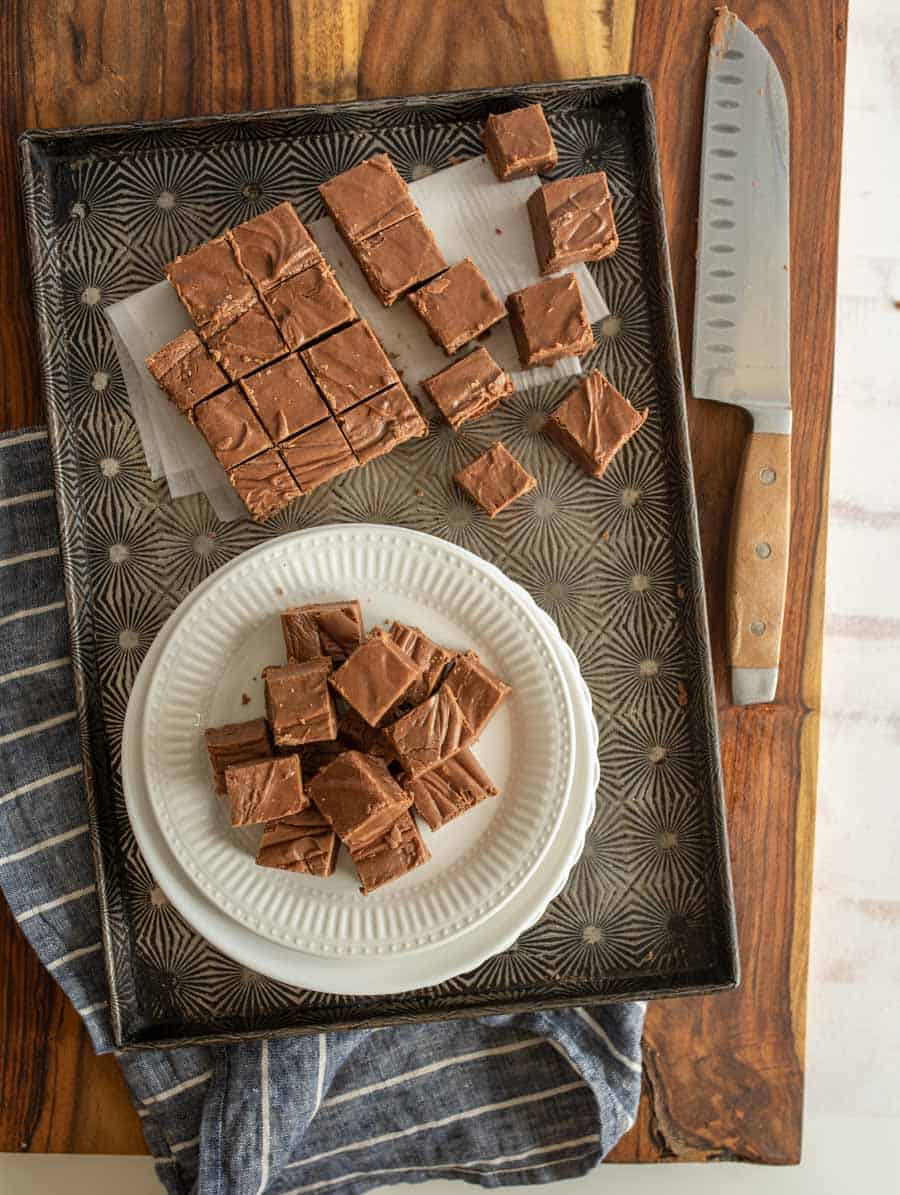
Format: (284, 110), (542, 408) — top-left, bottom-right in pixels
(692, 6), (791, 706)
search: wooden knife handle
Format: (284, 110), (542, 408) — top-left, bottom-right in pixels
(727, 431), (791, 679)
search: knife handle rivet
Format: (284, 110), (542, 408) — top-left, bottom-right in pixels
(755, 542), (772, 560)
(750, 620), (767, 637)
(759, 467), (777, 485)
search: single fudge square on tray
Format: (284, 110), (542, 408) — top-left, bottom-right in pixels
(166, 236), (256, 333)
(255, 808), (339, 877)
(308, 749), (412, 850)
(545, 370), (648, 479)
(338, 383), (428, 465)
(193, 386), (270, 470)
(444, 650), (511, 738)
(527, 171), (618, 275)
(264, 657), (337, 747)
(265, 261), (355, 352)
(353, 211), (447, 306)
(224, 753), (307, 827)
(408, 258), (505, 356)
(228, 202), (321, 292)
(145, 330), (227, 413)
(227, 449), (300, 522)
(301, 320), (398, 414)
(319, 153), (416, 244)
(383, 685), (473, 780)
(507, 272), (593, 368)
(281, 419), (357, 493)
(422, 347), (514, 431)
(330, 628), (422, 726)
(406, 749), (499, 832)
(204, 300), (286, 381)
(351, 811), (430, 894)
(453, 441), (536, 518)
(482, 103), (558, 182)
(281, 600), (364, 665)
(205, 718), (272, 795)
(240, 354), (329, 443)
(387, 623), (456, 707)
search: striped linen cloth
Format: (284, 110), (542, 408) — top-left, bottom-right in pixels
(0, 425), (645, 1195)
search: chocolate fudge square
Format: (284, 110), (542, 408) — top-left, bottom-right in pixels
(308, 749), (412, 850)
(264, 657), (337, 747)
(205, 718), (272, 795)
(224, 753), (307, 827)
(353, 211), (447, 306)
(256, 808), (339, 877)
(281, 419), (357, 493)
(387, 623), (456, 707)
(527, 172), (618, 275)
(454, 441), (536, 518)
(193, 386), (270, 470)
(406, 749), (499, 831)
(507, 273), (593, 368)
(408, 259), (505, 356)
(338, 383), (428, 465)
(545, 370), (647, 479)
(482, 104), (558, 182)
(145, 329), (227, 413)
(319, 153), (416, 244)
(166, 236), (256, 332)
(204, 301), (286, 381)
(228, 202), (321, 291)
(351, 811), (430, 894)
(383, 685), (473, 780)
(265, 262), (355, 352)
(301, 321), (399, 414)
(281, 600), (364, 665)
(444, 650), (511, 738)
(240, 354), (329, 442)
(227, 449), (300, 522)
(422, 347), (514, 431)
(330, 628), (422, 726)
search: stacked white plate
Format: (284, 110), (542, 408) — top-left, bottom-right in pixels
(123, 526), (598, 994)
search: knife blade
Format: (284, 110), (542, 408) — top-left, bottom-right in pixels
(692, 5), (791, 706)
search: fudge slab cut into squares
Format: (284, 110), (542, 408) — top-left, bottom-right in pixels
(407, 258), (506, 356)
(353, 210), (447, 306)
(193, 386), (271, 470)
(205, 718), (272, 795)
(383, 685), (474, 781)
(330, 628), (422, 726)
(281, 599), (364, 666)
(319, 153), (416, 244)
(422, 347), (514, 431)
(204, 300), (287, 381)
(506, 272), (593, 369)
(308, 749), (413, 850)
(224, 753), (308, 827)
(453, 441), (536, 518)
(387, 623), (456, 708)
(406, 749), (499, 832)
(337, 383), (428, 465)
(228, 202), (321, 292)
(301, 320), (399, 414)
(145, 329), (227, 413)
(281, 419), (357, 493)
(351, 811), (430, 894)
(240, 354), (329, 443)
(544, 370), (648, 479)
(227, 449), (300, 522)
(482, 103), (558, 182)
(255, 808), (339, 877)
(166, 236), (256, 333)
(264, 657), (338, 747)
(443, 650), (511, 739)
(527, 171), (618, 275)
(265, 261), (355, 352)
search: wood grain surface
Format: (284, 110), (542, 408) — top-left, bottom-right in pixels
(0, 0), (845, 1166)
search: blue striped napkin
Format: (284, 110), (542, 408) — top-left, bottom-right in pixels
(0, 425), (644, 1194)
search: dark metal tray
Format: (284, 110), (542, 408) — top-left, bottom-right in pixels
(19, 76), (738, 1049)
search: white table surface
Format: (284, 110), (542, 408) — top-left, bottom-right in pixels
(2, 2), (898, 1190)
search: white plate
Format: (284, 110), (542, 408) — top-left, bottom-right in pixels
(141, 527), (577, 957)
(123, 577), (597, 994)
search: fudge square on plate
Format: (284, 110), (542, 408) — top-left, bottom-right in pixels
(227, 449), (301, 522)
(224, 753), (307, 827)
(205, 718), (272, 795)
(408, 258), (506, 356)
(301, 320), (399, 414)
(482, 103), (558, 182)
(443, 650), (512, 739)
(527, 171), (619, 275)
(240, 354), (329, 443)
(227, 202), (322, 292)
(386, 623), (456, 707)
(383, 685), (473, 780)
(319, 153), (417, 244)
(406, 749), (499, 831)
(545, 370), (648, 479)
(255, 807), (340, 877)
(145, 329), (227, 413)
(330, 628), (422, 726)
(308, 749), (412, 850)
(281, 600), (364, 666)
(264, 657), (337, 747)
(421, 347), (514, 431)
(507, 272), (593, 368)
(352, 210), (447, 306)
(350, 811), (430, 894)
(453, 441), (536, 518)
(337, 383), (428, 465)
